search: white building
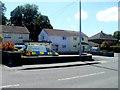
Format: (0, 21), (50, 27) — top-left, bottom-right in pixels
(1, 25), (30, 44)
(38, 29), (89, 52)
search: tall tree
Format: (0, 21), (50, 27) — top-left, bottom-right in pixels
(10, 4), (53, 41)
(0, 1), (8, 25)
(33, 14), (53, 40)
(113, 30), (120, 42)
(10, 6), (23, 26)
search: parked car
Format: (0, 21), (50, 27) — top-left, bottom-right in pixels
(90, 47), (100, 54)
(19, 45), (59, 56)
(15, 45), (25, 49)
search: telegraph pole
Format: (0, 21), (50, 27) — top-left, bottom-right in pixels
(79, 0), (82, 56)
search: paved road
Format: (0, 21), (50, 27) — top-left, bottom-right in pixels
(1, 55), (118, 88)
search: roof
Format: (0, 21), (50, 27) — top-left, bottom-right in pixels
(43, 29), (88, 38)
(89, 31), (117, 40)
(88, 41), (99, 47)
(1, 25), (30, 34)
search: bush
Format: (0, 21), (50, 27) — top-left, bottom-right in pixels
(110, 46), (120, 53)
(100, 41), (114, 51)
(0, 41), (15, 51)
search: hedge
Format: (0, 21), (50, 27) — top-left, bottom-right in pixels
(110, 46), (120, 53)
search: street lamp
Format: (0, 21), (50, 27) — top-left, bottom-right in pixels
(79, 0), (82, 56)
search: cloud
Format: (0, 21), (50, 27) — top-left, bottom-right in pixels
(96, 7), (118, 22)
(75, 10), (88, 20)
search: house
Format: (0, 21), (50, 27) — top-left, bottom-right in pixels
(38, 29), (89, 52)
(88, 31), (117, 47)
(1, 25), (30, 44)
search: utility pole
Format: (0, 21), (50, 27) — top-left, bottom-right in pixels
(79, 0), (82, 56)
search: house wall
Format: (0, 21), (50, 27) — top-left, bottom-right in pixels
(82, 36), (89, 52)
(84, 36), (88, 43)
(70, 36), (89, 52)
(50, 36), (70, 51)
(38, 30), (70, 51)
(70, 36), (79, 51)
(2, 33), (29, 44)
(38, 30), (50, 41)
(38, 30), (89, 52)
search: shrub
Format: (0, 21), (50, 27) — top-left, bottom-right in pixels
(110, 46), (120, 53)
(100, 41), (113, 48)
(100, 41), (114, 51)
(0, 41), (15, 51)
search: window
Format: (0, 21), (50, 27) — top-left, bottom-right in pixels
(42, 36), (44, 40)
(4, 34), (11, 38)
(73, 45), (77, 48)
(18, 34), (23, 39)
(62, 45), (66, 48)
(73, 37), (77, 40)
(82, 38), (84, 41)
(63, 37), (66, 40)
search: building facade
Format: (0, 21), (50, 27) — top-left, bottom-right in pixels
(38, 29), (89, 52)
(1, 25), (30, 44)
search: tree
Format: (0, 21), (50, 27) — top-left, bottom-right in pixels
(113, 31), (120, 42)
(0, 1), (8, 25)
(33, 14), (53, 40)
(10, 6), (23, 26)
(10, 4), (53, 41)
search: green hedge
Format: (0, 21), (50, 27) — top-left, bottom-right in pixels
(110, 46), (120, 53)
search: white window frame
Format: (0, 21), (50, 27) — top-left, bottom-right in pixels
(62, 45), (66, 48)
(18, 34), (23, 39)
(73, 45), (77, 48)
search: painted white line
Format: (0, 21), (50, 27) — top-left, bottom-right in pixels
(97, 61), (108, 64)
(0, 84), (20, 88)
(58, 72), (105, 81)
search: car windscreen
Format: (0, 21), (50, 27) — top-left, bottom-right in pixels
(27, 46), (47, 52)
(20, 45), (26, 50)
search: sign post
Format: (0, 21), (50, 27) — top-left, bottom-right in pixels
(79, 0), (82, 56)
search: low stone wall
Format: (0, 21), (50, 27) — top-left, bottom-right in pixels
(92, 51), (114, 57)
(21, 54), (93, 65)
(57, 51), (79, 55)
(2, 51), (21, 66)
(2, 51), (92, 66)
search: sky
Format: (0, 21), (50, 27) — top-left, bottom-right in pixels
(1, 0), (119, 37)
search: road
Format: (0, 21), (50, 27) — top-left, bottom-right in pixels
(1, 54), (118, 88)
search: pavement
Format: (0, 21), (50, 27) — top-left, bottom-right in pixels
(1, 60), (106, 71)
